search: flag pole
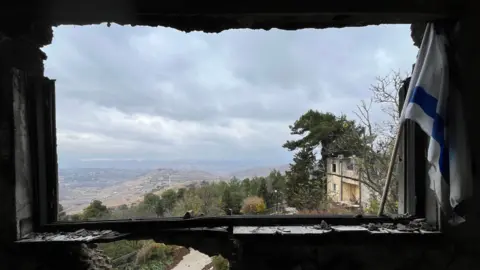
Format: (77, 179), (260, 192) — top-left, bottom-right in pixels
(377, 120), (405, 216)
(377, 24), (433, 216)
(377, 54), (416, 216)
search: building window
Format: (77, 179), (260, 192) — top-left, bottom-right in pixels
(346, 161), (354, 171)
(333, 183), (337, 191)
(332, 163), (337, 173)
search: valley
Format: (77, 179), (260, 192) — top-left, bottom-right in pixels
(59, 165), (288, 214)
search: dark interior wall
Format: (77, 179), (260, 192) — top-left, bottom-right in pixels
(0, 30), (46, 244)
(234, 240), (477, 270)
(448, 10), (480, 238)
(0, 244), (112, 270)
(1, 4), (480, 270)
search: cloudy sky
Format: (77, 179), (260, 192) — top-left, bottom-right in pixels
(43, 24), (418, 170)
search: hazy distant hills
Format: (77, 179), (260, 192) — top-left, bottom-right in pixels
(59, 168), (150, 188)
(228, 164), (290, 179)
(59, 158), (291, 174)
(138, 168), (228, 183)
(59, 164), (290, 188)
(58, 164), (290, 214)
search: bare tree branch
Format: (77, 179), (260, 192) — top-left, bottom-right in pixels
(349, 70), (407, 213)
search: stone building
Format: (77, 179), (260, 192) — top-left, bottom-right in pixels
(326, 155), (372, 208)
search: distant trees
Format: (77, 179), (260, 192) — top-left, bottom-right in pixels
(154, 199), (166, 217)
(172, 189), (203, 216)
(141, 193), (166, 217)
(257, 178), (270, 208)
(144, 193), (160, 208)
(221, 182), (243, 214)
(82, 200), (109, 220)
(241, 178), (251, 197)
(161, 189), (177, 212)
(61, 172), (288, 222)
(176, 188), (186, 201)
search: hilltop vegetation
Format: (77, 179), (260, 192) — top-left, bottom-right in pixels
(61, 170), (291, 221)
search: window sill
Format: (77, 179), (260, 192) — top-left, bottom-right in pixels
(17, 215), (439, 245)
(35, 214), (417, 233)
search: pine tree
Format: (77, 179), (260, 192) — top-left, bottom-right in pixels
(257, 178), (271, 208)
(221, 187), (233, 214)
(241, 178), (251, 197)
(285, 146), (322, 209)
(283, 110), (364, 211)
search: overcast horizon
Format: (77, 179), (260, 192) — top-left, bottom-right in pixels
(43, 24), (418, 170)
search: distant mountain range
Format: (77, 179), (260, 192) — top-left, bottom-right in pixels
(59, 164), (290, 188)
(58, 164), (290, 213)
(228, 164), (289, 179)
(58, 158), (292, 174)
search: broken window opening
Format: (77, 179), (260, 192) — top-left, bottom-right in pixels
(26, 23), (438, 236)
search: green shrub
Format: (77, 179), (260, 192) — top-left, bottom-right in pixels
(135, 242), (173, 266)
(212, 255), (229, 270)
(365, 197), (380, 214)
(241, 196), (266, 214)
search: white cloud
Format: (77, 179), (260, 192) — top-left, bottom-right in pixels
(43, 24), (418, 168)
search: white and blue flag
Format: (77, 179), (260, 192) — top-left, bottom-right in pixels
(400, 23), (472, 224)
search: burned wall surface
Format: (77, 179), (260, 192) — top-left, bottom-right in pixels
(0, 31), (45, 245)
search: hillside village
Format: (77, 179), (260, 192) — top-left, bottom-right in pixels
(59, 155), (389, 220)
(59, 165), (290, 214)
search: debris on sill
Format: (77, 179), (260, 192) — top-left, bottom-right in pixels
(318, 220), (331, 230)
(365, 223), (380, 231)
(233, 223), (440, 235)
(234, 225), (331, 235)
(16, 229), (124, 243)
(361, 219), (438, 234)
